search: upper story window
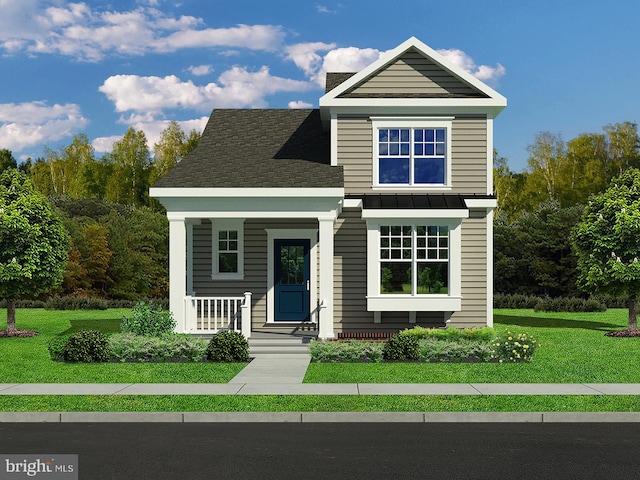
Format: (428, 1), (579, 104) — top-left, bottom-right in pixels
(212, 219), (244, 280)
(372, 118), (452, 188)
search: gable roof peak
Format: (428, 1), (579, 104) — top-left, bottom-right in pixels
(319, 36), (506, 118)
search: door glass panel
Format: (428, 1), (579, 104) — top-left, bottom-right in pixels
(280, 245), (305, 285)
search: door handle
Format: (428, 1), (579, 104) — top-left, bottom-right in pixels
(306, 280), (310, 291)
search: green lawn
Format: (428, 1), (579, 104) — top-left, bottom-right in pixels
(0, 309), (246, 383)
(1, 395), (640, 412)
(304, 308), (640, 383)
(3, 307), (640, 412)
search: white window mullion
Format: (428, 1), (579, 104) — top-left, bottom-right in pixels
(411, 224), (417, 296)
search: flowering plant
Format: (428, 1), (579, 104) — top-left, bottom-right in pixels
(494, 331), (538, 362)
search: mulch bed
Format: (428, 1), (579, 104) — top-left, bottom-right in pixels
(0, 329), (39, 338)
(605, 330), (640, 337)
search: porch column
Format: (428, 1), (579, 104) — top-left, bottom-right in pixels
(168, 216), (187, 333)
(185, 219), (201, 295)
(318, 217), (335, 339)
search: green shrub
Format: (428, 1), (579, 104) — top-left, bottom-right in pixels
(48, 335), (71, 360)
(493, 331), (538, 363)
(401, 326), (495, 342)
(382, 333), (420, 361)
(0, 299), (47, 308)
(493, 293), (544, 309)
(109, 333), (208, 362)
(45, 296), (108, 310)
(418, 339), (495, 362)
(121, 301), (176, 337)
(63, 330), (111, 362)
(206, 331), (250, 362)
(309, 340), (383, 362)
(533, 297), (606, 313)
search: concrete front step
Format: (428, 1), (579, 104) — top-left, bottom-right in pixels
(250, 347), (310, 355)
(249, 337), (311, 355)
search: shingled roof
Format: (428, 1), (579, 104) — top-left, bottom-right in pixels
(153, 109), (343, 189)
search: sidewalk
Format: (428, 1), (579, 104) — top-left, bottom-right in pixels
(2, 355), (640, 423)
(3, 382), (640, 395)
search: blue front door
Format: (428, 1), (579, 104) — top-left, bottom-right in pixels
(274, 239), (310, 322)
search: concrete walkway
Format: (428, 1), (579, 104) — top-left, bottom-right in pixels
(228, 354), (311, 384)
(3, 382), (640, 395)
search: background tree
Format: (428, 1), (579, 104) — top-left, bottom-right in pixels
(572, 168), (640, 331)
(525, 131), (566, 205)
(106, 128), (151, 206)
(150, 121), (200, 186)
(494, 202), (583, 297)
(0, 169), (69, 334)
(604, 121), (640, 178)
(0, 149), (17, 172)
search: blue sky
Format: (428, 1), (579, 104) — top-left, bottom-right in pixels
(1, 0), (639, 172)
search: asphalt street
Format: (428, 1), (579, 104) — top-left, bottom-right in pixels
(1, 422), (639, 479)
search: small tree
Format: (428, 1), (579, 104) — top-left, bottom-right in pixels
(571, 168), (640, 331)
(0, 169), (69, 333)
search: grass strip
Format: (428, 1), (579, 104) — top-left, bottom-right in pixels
(304, 309), (640, 383)
(0, 395), (639, 412)
(0, 309), (246, 383)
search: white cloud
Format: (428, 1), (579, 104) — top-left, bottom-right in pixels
(288, 44), (506, 88)
(0, 101), (88, 152)
(99, 67), (314, 112)
(187, 64), (213, 76)
(316, 5), (337, 14)
(91, 135), (122, 153)
(285, 42), (336, 81)
(288, 101), (313, 109)
(437, 48), (506, 85)
(311, 46), (384, 87)
(0, 2), (286, 61)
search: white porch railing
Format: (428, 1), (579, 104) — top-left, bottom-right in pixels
(184, 292), (252, 337)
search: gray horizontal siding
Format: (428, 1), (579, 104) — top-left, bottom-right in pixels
(337, 115), (487, 194)
(333, 209), (447, 333)
(451, 118), (488, 194)
(192, 219), (317, 330)
(341, 50), (485, 98)
(449, 212), (489, 328)
(191, 211), (490, 332)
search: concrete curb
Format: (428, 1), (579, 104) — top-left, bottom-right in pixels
(3, 412), (640, 423)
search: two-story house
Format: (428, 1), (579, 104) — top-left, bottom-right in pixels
(149, 37), (506, 339)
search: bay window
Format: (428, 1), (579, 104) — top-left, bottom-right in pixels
(380, 225), (449, 295)
(365, 215), (464, 312)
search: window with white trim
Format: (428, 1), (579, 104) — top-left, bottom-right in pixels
(212, 220), (244, 280)
(379, 225), (449, 295)
(372, 118), (452, 187)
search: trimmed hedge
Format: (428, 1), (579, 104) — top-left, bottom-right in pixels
(0, 296), (169, 310)
(382, 333), (420, 361)
(533, 297), (605, 313)
(63, 330), (111, 362)
(309, 340), (384, 362)
(206, 331), (250, 362)
(109, 333), (208, 362)
(400, 326), (495, 342)
(495, 293), (607, 312)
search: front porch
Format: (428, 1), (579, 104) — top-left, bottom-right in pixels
(181, 293), (320, 341)
(154, 188), (344, 340)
